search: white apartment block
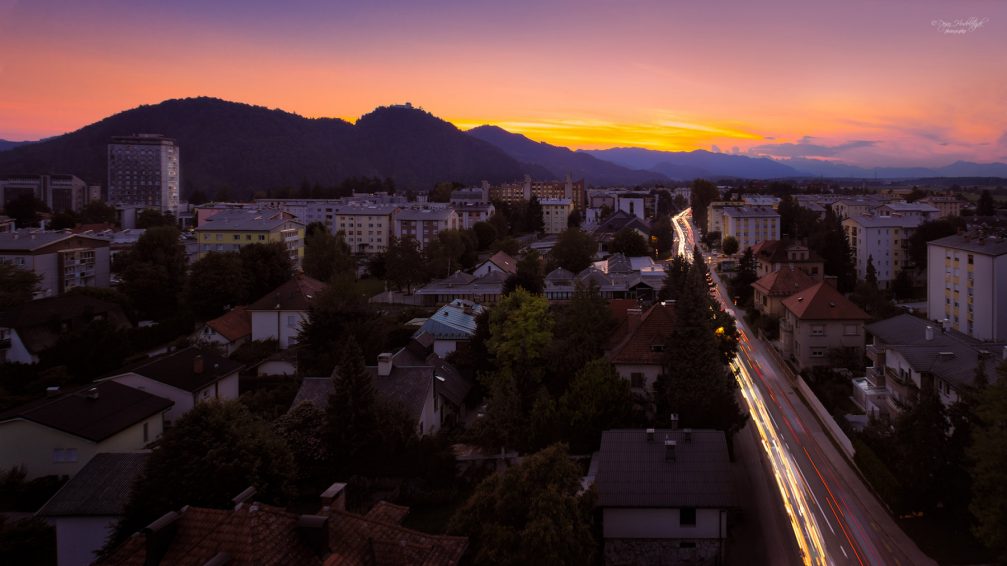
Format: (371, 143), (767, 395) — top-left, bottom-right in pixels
(842, 214), (923, 287)
(927, 234), (1007, 341)
(919, 195), (966, 219)
(333, 205), (398, 254)
(0, 233), (112, 298)
(721, 207), (780, 251)
(107, 135), (180, 216)
(707, 201), (743, 235)
(393, 207), (459, 250)
(541, 198), (574, 234)
(830, 196), (892, 220)
(876, 201), (938, 221)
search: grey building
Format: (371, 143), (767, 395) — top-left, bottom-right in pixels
(0, 232), (111, 299)
(1, 174), (90, 213)
(107, 134), (180, 216)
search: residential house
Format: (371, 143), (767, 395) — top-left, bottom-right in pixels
(413, 300), (485, 357)
(831, 196), (891, 219)
(0, 232), (111, 298)
(592, 429), (735, 566)
(779, 281), (870, 371)
(100, 347), (242, 424)
(859, 314), (1007, 417)
(195, 209), (304, 264)
(544, 256), (664, 303)
(541, 198), (574, 234)
(195, 306), (252, 355)
(926, 233), (1007, 341)
(37, 452), (149, 566)
(0, 382), (171, 478)
(0, 295), (131, 364)
(721, 207), (780, 252)
(919, 195), (965, 218)
(471, 250), (518, 277)
(876, 201), (939, 220)
(751, 267), (818, 317)
(842, 213), (923, 287)
(741, 194), (781, 208)
(750, 240), (824, 279)
(593, 210), (652, 252)
(706, 201), (744, 235)
(98, 483), (468, 566)
(248, 274), (326, 349)
(414, 270), (508, 307)
(331, 204), (398, 254)
(490, 174), (586, 210)
(393, 207), (460, 250)
(606, 302), (676, 392)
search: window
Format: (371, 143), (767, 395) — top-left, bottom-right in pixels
(287, 315), (298, 328)
(810, 347), (826, 358)
(811, 325), (825, 337)
(258, 235), (266, 241)
(843, 324), (859, 336)
(630, 373), (644, 389)
(968, 254), (974, 265)
(680, 507), (697, 526)
(53, 448), (78, 463)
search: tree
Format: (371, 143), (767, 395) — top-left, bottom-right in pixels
(548, 282), (615, 393)
(298, 274), (378, 375)
(503, 250), (545, 295)
(689, 179), (719, 235)
(50, 211), (78, 230)
(908, 217), (966, 269)
(185, 252), (248, 320)
(566, 208), (582, 228)
(807, 207), (856, 292)
(0, 263), (40, 308)
(110, 401), (295, 547)
(426, 229), (478, 279)
(0, 516), (54, 565)
(78, 201), (118, 225)
(3, 195), (48, 228)
(324, 338), (380, 473)
(524, 195), (545, 233)
(650, 216), (675, 259)
(448, 444), (596, 566)
(302, 228), (354, 282)
(491, 237), (521, 256)
(548, 228), (597, 273)
(429, 181), (460, 203)
(119, 226), (186, 320)
(892, 390), (951, 513)
(729, 247), (758, 308)
(969, 362), (1007, 560)
(187, 188), (210, 205)
(238, 243), (294, 302)
(977, 189), (996, 216)
(136, 209), (176, 229)
(609, 227), (650, 257)
(560, 359), (634, 453)
(40, 319), (132, 382)
(659, 254), (691, 301)
(384, 236), (427, 293)
(473, 221), (497, 250)
(722, 236), (740, 255)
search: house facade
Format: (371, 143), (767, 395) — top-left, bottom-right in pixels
(751, 267), (817, 318)
(926, 234), (1007, 341)
(779, 281), (869, 371)
(0, 382), (171, 478)
(0, 232), (111, 298)
(194, 306), (251, 355)
(721, 207), (780, 252)
(248, 274), (326, 349)
(195, 209), (304, 264)
(606, 302), (676, 392)
(842, 214), (923, 287)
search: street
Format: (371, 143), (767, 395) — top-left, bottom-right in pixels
(671, 209), (934, 566)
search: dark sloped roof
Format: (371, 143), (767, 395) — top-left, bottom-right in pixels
(782, 281), (869, 321)
(752, 240), (822, 265)
(37, 452), (149, 517)
(486, 251), (518, 274)
(109, 347), (243, 393)
(0, 382), (172, 442)
(608, 303), (676, 365)
(751, 267), (817, 297)
(595, 429), (735, 508)
(594, 210), (651, 235)
(289, 378), (334, 411)
(248, 273), (326, 312)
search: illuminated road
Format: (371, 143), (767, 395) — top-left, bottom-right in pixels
(671, 209), (933, 566)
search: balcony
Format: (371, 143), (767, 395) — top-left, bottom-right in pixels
(886, 366), (910, 386)
(865, 366), (885, 388)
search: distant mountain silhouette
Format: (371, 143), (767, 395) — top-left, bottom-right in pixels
(777, 158), (1007, 179)
(0, 139), (33, 152)
(581, 147), (801, 179)
(0, 98), (531, 197)
(467, 125), (667, 185)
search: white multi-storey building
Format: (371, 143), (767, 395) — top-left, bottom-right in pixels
(721, 207), (780, 251)
(842, 214), (923, 288)
(541, 198), (574, 234)
(926, 234), (1007, 341)
(393, 207), (460, 249)
(107, 135), (180, 216)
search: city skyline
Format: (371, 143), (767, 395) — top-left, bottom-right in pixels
(1, 0), (1004, 167)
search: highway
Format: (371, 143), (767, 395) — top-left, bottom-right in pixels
(671, 209), (933, 566)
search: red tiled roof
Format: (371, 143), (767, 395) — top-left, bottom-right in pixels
(605, 299), (642, 350)
(364, 501), (410, 525)
(752, 240), (822, 265)
(607, 303), (677, 365)
(206, 306), (252, 342)
(751, 267), (817, 297)
(781, 281), (869, 321)
(325, 509), (467, 566)
(248, 274), (326, 312)
(487, 251), (518, 274)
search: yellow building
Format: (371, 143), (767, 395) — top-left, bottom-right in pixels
(333, 204), (398, 254)
(541, 198), (574, 234)
(195, 209), (304, 264)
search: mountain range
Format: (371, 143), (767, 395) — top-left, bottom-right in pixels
(0, 97), (1005, 200)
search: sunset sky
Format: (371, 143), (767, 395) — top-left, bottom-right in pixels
(1, 0), (1004, 167)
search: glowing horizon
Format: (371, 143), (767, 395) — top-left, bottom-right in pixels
(1, 0), (1005, 167)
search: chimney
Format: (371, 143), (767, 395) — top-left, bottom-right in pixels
(683, 428), (692, 443)
(143, 511), (180, 566)
(664, 438), (677, 462)
(319, 482), (347, 512)
(193, 354), (204, 375)
(297, 515), (330, 557)
(823, 275), (838, 288)
(670, 413), (679, 430)
(942, 319), (951, 334)
(377, 353), (393, 376)
(85, 387), (100, 400)
(627, 308), (643, 333)
(231, 486), (256, 508)
(646, 428), (655, 442)
(925, 326), (934, 341)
